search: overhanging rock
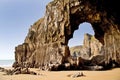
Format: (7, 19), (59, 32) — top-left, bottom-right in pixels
(14, 0), (120, 70)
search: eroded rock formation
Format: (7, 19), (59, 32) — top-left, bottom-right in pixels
(70, 33), (104, 59)
(14, 0), (120, 70)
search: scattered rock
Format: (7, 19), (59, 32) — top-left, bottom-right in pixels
(21, 68), (29, 74)
(83, 65), (103, 70)
(68, 72), (86, 78)
(29, 71), (37, 75)
(0, 67), (5, 72)
(6, 69), (13, 75)
(0, 67), (37, 75)
(13, 70), (21, 75)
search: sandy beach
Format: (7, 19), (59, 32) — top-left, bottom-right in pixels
(0, 67), (120, 80)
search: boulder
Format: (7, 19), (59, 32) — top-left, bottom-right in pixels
(70, 72), (85, 78)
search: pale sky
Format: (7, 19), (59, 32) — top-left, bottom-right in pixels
(0, 0), (94, 60)
(68, 22), (94, 47)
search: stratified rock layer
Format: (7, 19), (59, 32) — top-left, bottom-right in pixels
(14, 0), (120, 70)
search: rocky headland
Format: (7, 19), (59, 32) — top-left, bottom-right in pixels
(13, 0), (120, 71)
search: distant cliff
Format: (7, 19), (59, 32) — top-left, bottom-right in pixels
(70, 33), (104, 59)
(13, 0), (120, 70)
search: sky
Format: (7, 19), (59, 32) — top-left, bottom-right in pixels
(68, 22), (94, 47)
(0, 0), (94, 60)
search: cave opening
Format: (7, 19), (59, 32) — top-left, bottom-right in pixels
(68, 22), (95, 57)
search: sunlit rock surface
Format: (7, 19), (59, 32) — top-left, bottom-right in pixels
(70, 33), (104, 59)
(14, 0), (120, 70)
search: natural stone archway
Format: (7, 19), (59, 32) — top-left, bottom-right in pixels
(67, 0), (120, 68)
(68, 22), (94, 47)
(14, 0), (120, 70)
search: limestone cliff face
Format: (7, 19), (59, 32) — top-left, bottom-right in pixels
(70, 33), (104, 59)
(14, 0), (120, 70)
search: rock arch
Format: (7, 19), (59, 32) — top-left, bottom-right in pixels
(68, 22), (94, 47)
(14, 0), (120, 70)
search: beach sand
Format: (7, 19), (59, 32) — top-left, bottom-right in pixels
(0, 67), (120, 80)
